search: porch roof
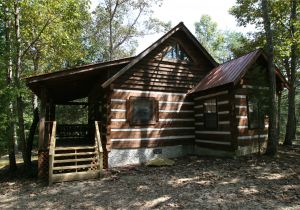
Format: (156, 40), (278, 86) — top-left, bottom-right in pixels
(25, 57), (133, 103)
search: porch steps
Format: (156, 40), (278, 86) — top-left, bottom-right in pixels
(49, 145), (101, 184)
(51, 171), (100, 183)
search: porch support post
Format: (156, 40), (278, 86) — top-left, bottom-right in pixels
(49, 102), (55, 121)
(38, 87), (48, 179)
(39, 88), (47, 150)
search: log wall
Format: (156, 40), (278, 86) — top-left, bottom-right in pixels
(233, 85), (269, 149)
(113, 38), (212, 93)
(193, 89), (235, 151)
(108, 37), (213, 149)
(107, 89), (195, 149)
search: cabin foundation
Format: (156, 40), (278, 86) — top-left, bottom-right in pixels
(108, 145), (194, 167)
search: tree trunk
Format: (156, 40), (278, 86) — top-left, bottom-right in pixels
(277, 92), (282, 139)
(25, 107), (39, 170)
(4, 1), (17, 171)
(24, 53), (40, 172)
(284, 88), (296, 145)
(283, 0), (297, 146)
(108, 0), (114, 61)
(14, 0), (30, 169)
(261, 0), (278, 156)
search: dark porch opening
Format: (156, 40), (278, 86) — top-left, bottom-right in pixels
(55, 100), (91, 147)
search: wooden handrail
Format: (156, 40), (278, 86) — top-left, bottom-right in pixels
(95, 121), (103, 173)
(49, 121), (57, 185)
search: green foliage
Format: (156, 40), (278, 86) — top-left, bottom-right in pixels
(194, 15), (247, 62)
(0, 0), (168, 156)
(86, 0), (170, 61)
(0, 0), (92, 156)
(21, 0), (91, 75)
(230, 0), (300, 141)
(56, 104), (88, 124)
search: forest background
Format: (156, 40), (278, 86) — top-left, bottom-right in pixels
(0, 0), (299, 173)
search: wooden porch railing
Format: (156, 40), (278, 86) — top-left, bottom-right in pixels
(48, 121), (57, 185)
(56, 124), (88, 139)
(95, 121), (103, 173)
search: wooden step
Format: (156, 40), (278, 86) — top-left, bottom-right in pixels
(55, 146), (96, 151)
(53, 163), (96, 171)
(54, 152), (96, 157)
(51, 171), (100, 183)
(53, 157), (97, 163)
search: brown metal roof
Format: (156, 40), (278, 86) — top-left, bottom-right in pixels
(189, 49), (289, 93)
(190, 49), (261, 93)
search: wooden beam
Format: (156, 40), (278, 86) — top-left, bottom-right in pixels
(38, 88), (47, 150)
(56, 101), (88, 106)
(25, 57), (133, 84)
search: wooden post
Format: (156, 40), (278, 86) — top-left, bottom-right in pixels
(49, 101), (56, 122)
(39, 88), (47, 150)
(38, 88), (48, 179)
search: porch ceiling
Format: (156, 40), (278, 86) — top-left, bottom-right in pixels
(25, 58), (133, 103)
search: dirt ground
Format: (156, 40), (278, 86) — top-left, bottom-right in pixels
(0, 146), (299, 210)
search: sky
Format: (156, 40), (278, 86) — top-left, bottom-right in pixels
(91, 0), (253, 53)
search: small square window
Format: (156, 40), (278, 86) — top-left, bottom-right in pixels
(127, 97), (158, 125)
(204, 98), (217, 129)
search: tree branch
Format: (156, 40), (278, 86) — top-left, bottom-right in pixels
(21, 18), (51, 60)
(113, 4), (144, 50)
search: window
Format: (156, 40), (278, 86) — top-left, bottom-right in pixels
(127, 97), (158, 125)
(247, 97), (264, 129)
(204, 98), (217, 129)
(163, 43), (191, 62)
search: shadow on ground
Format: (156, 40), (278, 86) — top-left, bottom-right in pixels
(0, 146), (299, 209)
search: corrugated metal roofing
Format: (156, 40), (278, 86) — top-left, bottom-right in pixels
(190, 49), (263, 93)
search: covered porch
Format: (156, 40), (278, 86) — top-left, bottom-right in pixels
(25, 58), (132, 183)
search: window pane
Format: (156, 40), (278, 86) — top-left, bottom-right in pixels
(205, 113), (217, 128)
(204, 98), (217, 128)
(132, 99), (153, 123)
(129, 97), (157, 125)
(248, 98), (264, 129)
(163, 44), (191, 63)
(204, 99), (216, 113)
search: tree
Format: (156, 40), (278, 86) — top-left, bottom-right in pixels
(1, 0), (18, 171)
(283, 0), (298, 145)
(194, 15), (247, 62)
(87, 0), (170, 61)
(0, 0), (91, 173)
(230, 0), (300, 150)
(261, 0), (278, 155)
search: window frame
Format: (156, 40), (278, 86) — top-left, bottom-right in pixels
(203, 98), (218, 129)
(127, 96), (158, 126)
(163, 43), (192, 63)
(247, 96), (264, 130)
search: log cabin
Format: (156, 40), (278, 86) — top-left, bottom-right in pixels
(26, 22), (289, 183)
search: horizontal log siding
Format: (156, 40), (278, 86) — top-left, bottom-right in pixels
(108, 89), (195, 149)
(193, 90), (233, 150)
(108, 37), (215, 149)
(234, 86), (269, 147)
(113, 58), (209, 92)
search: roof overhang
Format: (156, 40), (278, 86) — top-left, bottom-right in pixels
(25, 57), (133, 103)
